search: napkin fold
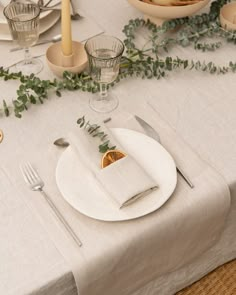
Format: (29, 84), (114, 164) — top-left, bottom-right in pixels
(68, 123), (158, 208)
(96, 155), (158, 208)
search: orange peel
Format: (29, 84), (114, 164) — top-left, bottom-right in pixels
(101, 150), (126, 168)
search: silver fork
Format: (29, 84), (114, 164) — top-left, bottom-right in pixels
(20, 162), (82, 247)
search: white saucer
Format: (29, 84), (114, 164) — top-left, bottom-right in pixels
(56, 128), (177, 222)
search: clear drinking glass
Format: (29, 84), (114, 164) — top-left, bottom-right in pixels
(4, 0), (43, 75)
(85, 35), (124, 113)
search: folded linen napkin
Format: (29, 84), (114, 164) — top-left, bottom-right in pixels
(68, 122), (158, 208)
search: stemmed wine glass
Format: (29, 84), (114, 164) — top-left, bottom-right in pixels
(85, 35), (124, 113)
(4, 0), (43, 75)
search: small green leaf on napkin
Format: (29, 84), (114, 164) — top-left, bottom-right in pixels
(77, 116), (116, 154)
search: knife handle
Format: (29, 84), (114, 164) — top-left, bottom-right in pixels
(177, 167), (194, 188)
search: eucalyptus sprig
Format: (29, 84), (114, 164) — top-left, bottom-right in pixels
(77, 116), (116, 153)
(0, 69), (99, 118)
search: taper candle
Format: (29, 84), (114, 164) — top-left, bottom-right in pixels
(61, 0), (73, 56)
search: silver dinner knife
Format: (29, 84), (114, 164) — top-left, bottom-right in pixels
(134, 115), (194, 189)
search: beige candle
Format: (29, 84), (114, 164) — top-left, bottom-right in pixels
(61, 0), (73, 56)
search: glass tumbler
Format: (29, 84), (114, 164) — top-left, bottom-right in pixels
(4, 0), (43, 75)
(85, 35), (124, 113)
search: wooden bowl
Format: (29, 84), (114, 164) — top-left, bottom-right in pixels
(127, 0), (210, 26)
(220, 3), (236, 31)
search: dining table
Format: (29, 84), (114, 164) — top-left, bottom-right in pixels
(0, 0), (236, 295)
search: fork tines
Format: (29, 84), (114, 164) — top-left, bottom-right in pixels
(20, 162), (41, 185)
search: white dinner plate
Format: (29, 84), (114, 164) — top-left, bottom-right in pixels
(56, 128), (177, 222)
(0, 1), (61, 40)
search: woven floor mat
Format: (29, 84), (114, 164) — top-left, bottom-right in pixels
(176, 259), (236, 295)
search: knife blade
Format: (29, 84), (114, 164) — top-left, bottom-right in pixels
(134, 115), (194, 189)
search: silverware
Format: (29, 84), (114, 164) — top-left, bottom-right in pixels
(39, 0), (62, 9)
(20, 162), (82, 247)
(134, 115), (194, 189)
(54, 117), (112, 148)
(43, 0), (55, 7)
(54, 137), (70, 147)
(39, 0), (58, 7)
(39, 6), (62, 11)
(10, 34), (62, 52)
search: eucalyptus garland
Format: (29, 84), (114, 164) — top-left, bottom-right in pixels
(1, 0), (235, 118)
(0, 69), (99, 118)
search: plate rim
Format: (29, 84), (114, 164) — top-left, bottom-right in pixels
(56, 127), (177, 222)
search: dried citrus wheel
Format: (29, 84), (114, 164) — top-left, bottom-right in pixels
(101, 150), (126, 168)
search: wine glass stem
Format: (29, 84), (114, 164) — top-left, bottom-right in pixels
(99, 83), (108, 99)
(24, 48), (32, 65)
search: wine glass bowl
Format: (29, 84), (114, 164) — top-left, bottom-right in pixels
(85, 35), (124, 113)
(4, 0), (43, 75)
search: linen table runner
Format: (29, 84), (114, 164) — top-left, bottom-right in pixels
(17, 103), (230, 295)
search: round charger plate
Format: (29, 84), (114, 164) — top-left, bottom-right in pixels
(56, 128), (177, 222)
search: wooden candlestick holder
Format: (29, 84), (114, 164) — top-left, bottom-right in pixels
(46, 41), (88, 78)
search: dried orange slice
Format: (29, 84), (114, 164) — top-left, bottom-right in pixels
(101, 150), (126, 168)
